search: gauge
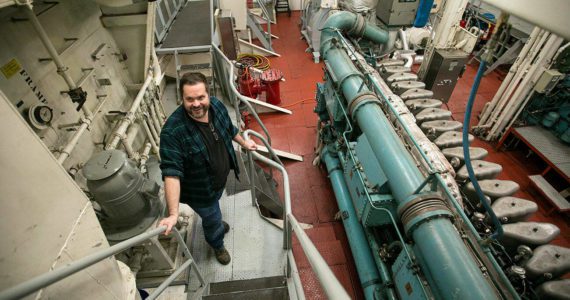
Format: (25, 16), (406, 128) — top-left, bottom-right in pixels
(28, 104), (53, 129)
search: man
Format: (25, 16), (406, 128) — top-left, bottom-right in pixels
(158, 72), (256, 265)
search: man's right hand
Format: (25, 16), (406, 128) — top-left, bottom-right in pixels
(158, 215), (178, 235)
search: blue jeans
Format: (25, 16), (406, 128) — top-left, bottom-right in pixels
(189, 189), (225, 250)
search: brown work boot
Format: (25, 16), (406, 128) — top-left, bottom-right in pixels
(222, 221), (230, 234)
(214, 247), (231, 265)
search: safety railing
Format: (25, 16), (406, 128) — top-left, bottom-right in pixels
(256, 0), (273, 50)
(213, 44), (349, 300)
(0, 227), (204, 300)
(244, 129), (351, 300)
(211, 45), (279, 182)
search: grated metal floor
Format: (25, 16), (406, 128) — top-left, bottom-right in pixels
(186, 188), (286, 292)
(514, 126), (570, 178)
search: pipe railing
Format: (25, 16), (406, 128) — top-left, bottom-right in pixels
(243, 129), (350, 300)
(0, 226), (204, 300)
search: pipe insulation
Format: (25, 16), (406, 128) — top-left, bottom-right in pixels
(320, 11), (500, 299)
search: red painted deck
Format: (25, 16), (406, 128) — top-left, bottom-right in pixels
(247, 11), (569, 299)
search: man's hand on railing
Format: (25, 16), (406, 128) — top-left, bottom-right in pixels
(234, 134), (258, 151)
(242, 139), (257, 151)
(158, 215), (178, 235)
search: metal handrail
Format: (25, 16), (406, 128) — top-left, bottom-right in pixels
(256, 0), (272, 49)
(212, 45), (273, 149)
(0, 226), (204, 300)
(243, 129), (350, 300)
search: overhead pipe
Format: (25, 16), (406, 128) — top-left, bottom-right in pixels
(398, 29), (414, 68)
(320, 12), (500, 299)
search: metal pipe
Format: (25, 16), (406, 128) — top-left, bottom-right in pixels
(320, 12), (500, 299)
(289, 214), (351, 300)
(146, 259), (193, 300)
(141, 117), (159, 156)
(121, 135), (136, 159)
(144, 111), (160, 143)
(478, 27), (542, 125)
(488, 34), (563, 140)
(243, 130), (288, 245)
(139, 142), (152, 173)
(287, 251), (306, 300)
(25, 6), (109, 164)
(107, 74), (153, 150)
(0, 226), (167, 300)
(57, 98), (109, 164)
(493, 35), (564, 140)
(147, 97), (162, 137)
(321, 148), (386, 300)
(481, 29), (548, 131)
(24, 7), (77, 92)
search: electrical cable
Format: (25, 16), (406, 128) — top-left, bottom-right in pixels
(237, 53), (271, 71)
(280, 98), (315, 108)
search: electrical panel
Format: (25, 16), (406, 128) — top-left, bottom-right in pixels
(534, 69), (564, 93)
(424, 49), (469, 103)
(376, 0), (420, 26)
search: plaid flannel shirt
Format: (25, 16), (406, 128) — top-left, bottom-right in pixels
(159, 96), (239, 207)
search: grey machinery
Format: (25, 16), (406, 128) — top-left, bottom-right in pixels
(423, 48), (469, 103)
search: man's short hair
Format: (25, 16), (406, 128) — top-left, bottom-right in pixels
(179, 72), (209, 98)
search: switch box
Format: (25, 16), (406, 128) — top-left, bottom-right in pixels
(376, 0), (420, 27)
(424, 49), (469, 103)
(534, 69), (564, 93)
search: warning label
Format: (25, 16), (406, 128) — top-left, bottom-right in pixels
(1, 58), (22, 79)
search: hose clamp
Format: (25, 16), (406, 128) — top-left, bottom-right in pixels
(348, 14), (366, 38)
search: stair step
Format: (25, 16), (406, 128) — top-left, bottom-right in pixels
(255, 166), (274, 198)
(292, 225), (337, 245)
(203, 286), (288, 300)
(209, 276), (286, 294)
(292, 239), (347, 269)
(256, 187), (284, 216)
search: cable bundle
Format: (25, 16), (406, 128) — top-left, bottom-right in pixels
(237, 53), (271, 71)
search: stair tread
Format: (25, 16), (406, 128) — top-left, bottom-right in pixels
(204, 285), (288, 300)
(292, 239), (347, 269)
(209, 275), (286, 294)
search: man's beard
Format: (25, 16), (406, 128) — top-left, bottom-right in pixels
(187, 104), (208, 119)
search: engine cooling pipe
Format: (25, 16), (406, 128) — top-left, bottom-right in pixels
(320, 12), (499, 300)
(321, 147), (390, 300)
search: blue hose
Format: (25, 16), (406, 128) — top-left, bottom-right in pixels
(462, 60), (503, 241)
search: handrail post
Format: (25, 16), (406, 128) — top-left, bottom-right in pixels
(248, 150), (256, 206)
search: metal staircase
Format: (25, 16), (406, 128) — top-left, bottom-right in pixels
(246, 5), (275, 52)
(203, 276), (288, 299)
(275, 0), (291, 16)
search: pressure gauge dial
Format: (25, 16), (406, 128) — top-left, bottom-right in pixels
(28, 104), (53, 129)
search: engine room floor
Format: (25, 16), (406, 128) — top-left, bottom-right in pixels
(246, 11), (570, 299)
